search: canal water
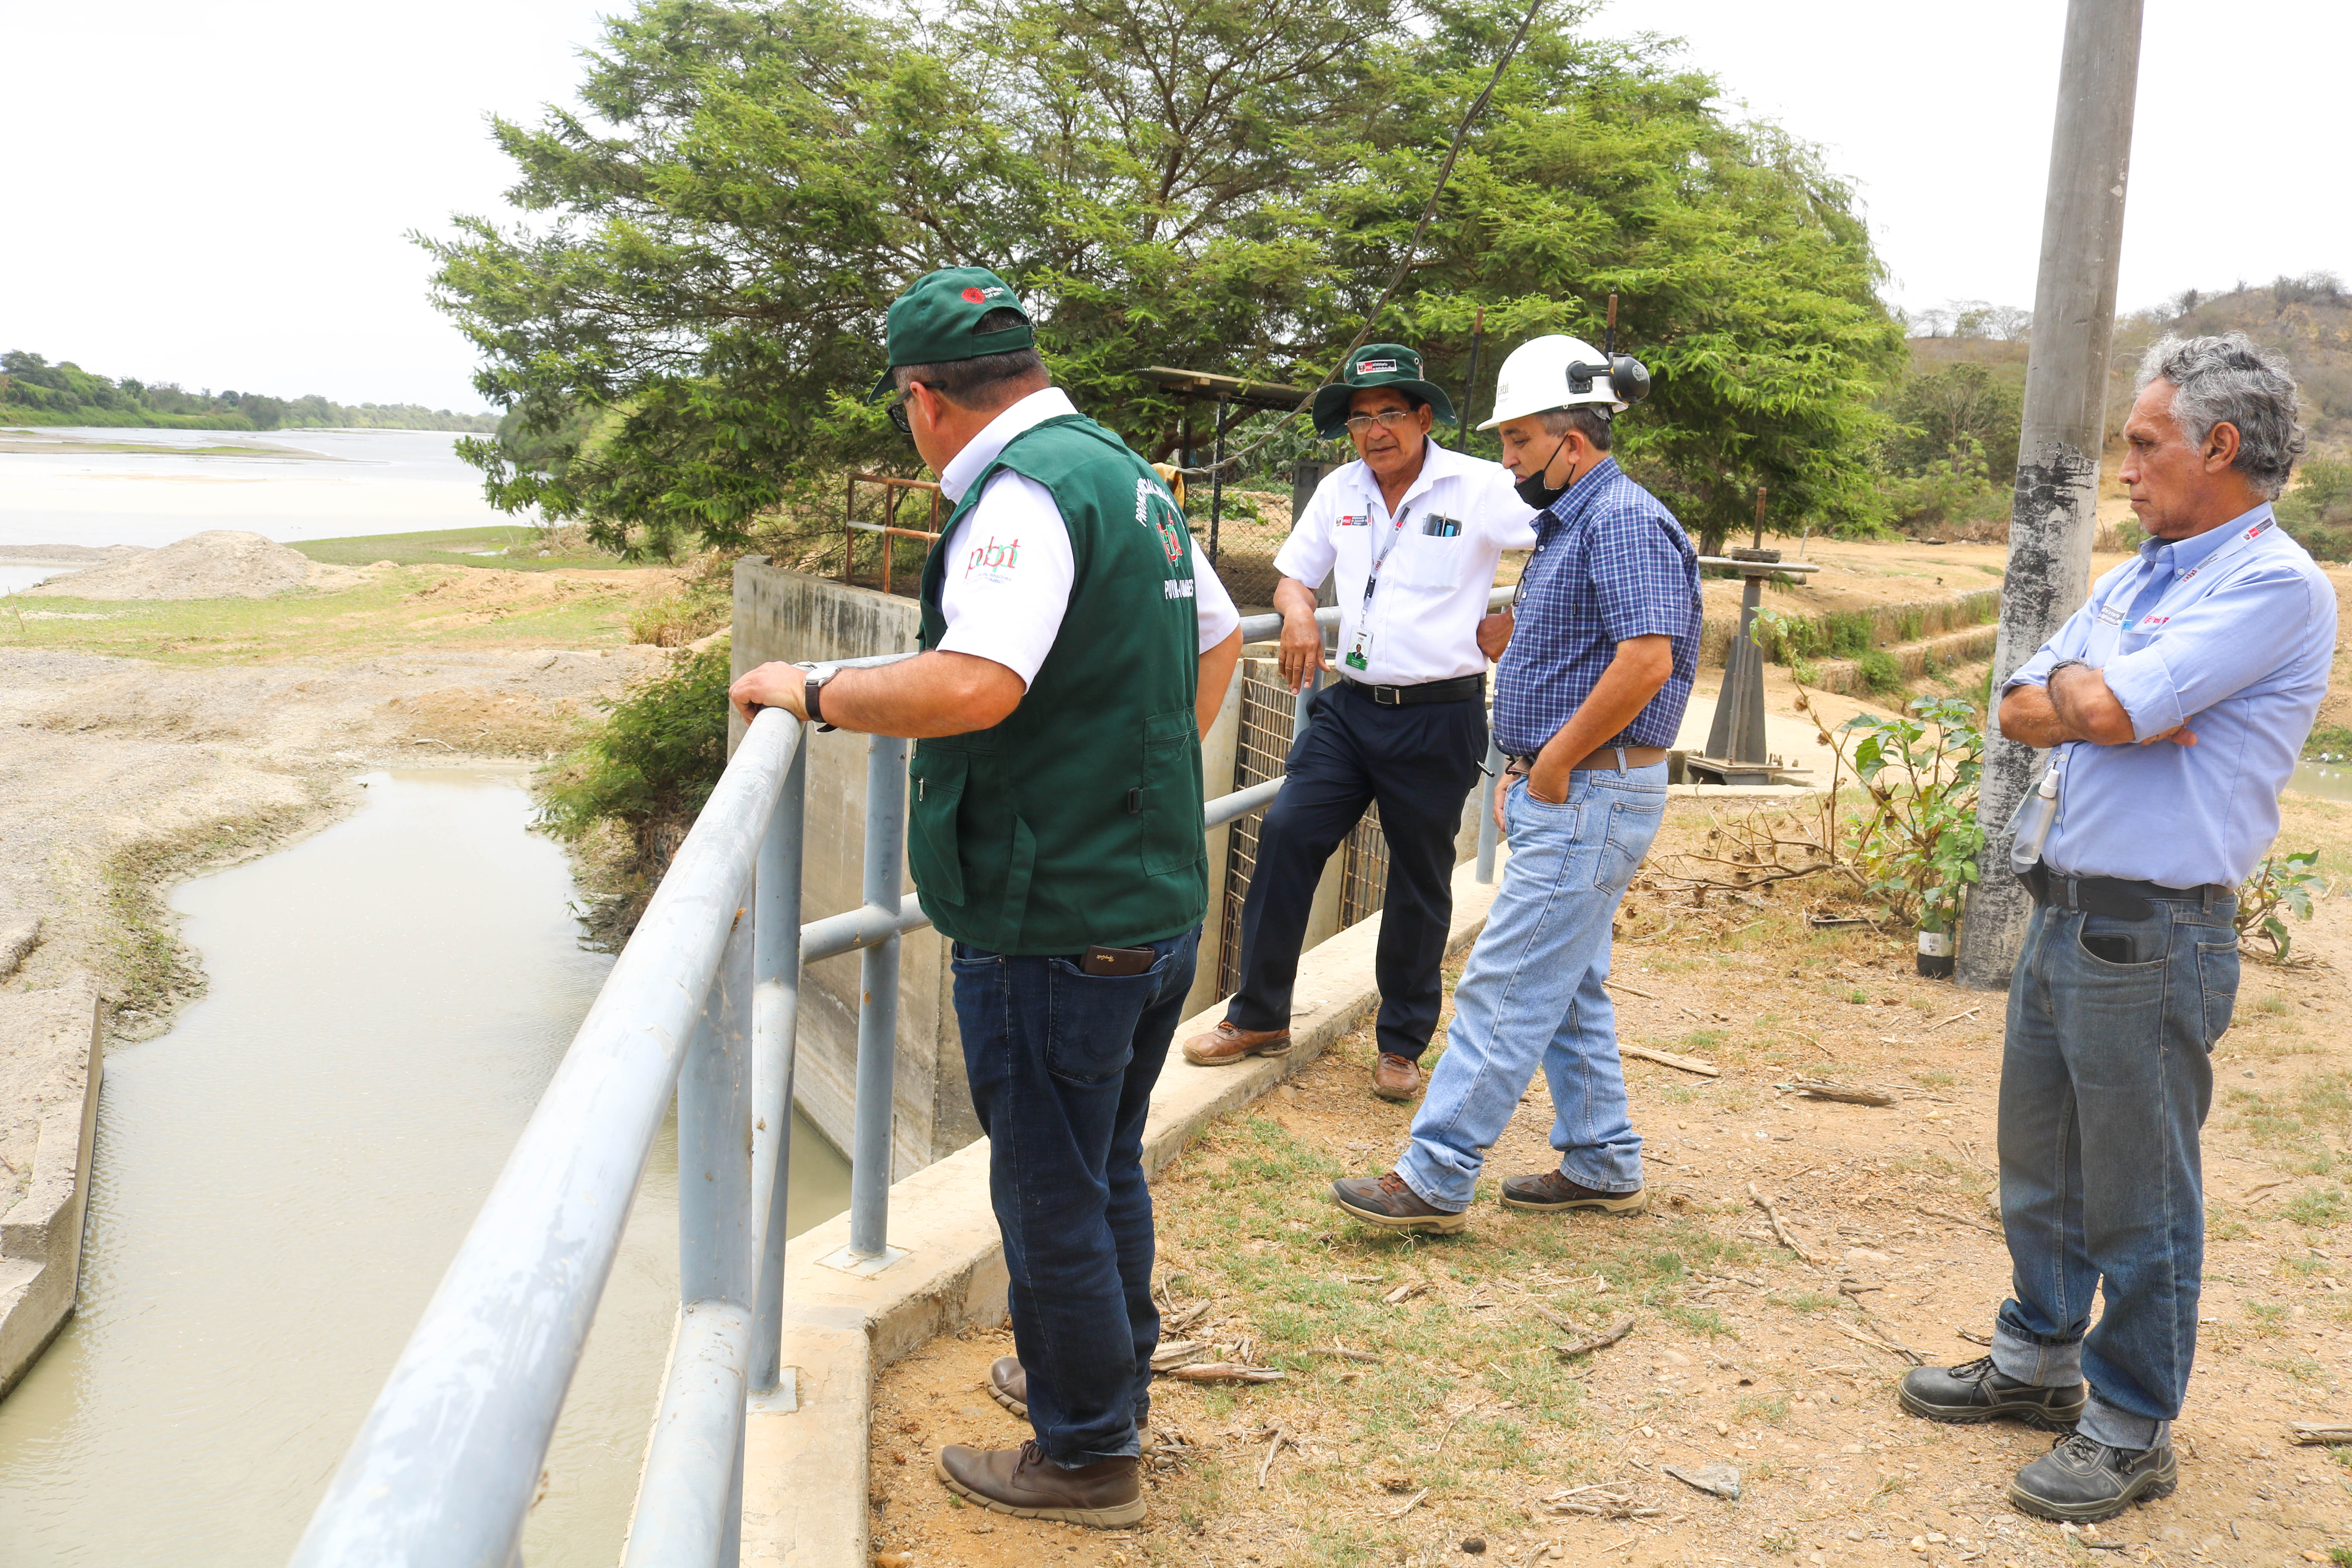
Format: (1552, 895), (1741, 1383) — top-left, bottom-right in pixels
(0, 769), (850, 1565)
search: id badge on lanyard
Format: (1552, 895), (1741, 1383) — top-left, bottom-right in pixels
(1342, 506), (1413, 672)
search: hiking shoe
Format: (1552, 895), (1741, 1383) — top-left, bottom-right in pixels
(1897, 1357), (2085, 1431)
(1372, 1053), (1422, 1101)
(936, 1440), (1145, 1527)
(2007, 1432), (2176, 1523)
(1182, 1020), (1291, 1066)
(1330, 1171), (1468, 1234)
(1498, 1169), (1648, 1215)
(987, 1354), (1027, 1418)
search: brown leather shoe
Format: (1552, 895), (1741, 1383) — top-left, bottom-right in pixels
(1499, 1168), (1647, 1215)
(1372, 1053), (1421, 1100)
(1182, 1019), (1291, 1066)
(1330, 1171), (1468, 1233)
(936, 1440), (1145, 1526)
(987, 1354), (1027, 1417)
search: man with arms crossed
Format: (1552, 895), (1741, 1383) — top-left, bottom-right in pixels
(1182, 343), (1536, 1100)
(731, 268), (1242, 1528)
(1897, 334), (2334, 1522)
(1327, 333), (1700, 1234)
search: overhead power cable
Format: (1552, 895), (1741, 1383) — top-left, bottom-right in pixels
(1171, 0), (1548, 477)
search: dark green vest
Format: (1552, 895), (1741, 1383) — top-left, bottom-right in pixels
(908, 414), (1208, 955)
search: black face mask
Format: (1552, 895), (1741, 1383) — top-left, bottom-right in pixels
(1514, 431), (1573, 508)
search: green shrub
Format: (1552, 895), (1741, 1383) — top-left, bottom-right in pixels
(1855, 649), (1904, 693)
(2279, 459), (2352, 563)
(541, 644), (732, 857)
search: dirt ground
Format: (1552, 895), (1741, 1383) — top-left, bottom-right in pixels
(867, 786), (2352, 1568)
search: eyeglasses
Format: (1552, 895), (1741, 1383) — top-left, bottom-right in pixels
(886, 389), (921, 437)
(1341, 408), (1421, 437)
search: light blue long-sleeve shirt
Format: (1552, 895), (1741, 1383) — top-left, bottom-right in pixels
(2002, 503), (2337, 889)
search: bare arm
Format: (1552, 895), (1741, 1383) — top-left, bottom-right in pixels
(1998, 665), (2194, 750)
(728, 651), (1025, 739)
(1196, 626), (1243, 740)
(1493, 635), (1673, 828)
(1271, 575), (1327, 693)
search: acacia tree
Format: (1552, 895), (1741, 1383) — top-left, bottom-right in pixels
(426, 0), (1906, 556)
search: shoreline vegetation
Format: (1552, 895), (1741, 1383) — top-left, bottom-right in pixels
(0, 349), (498, 434)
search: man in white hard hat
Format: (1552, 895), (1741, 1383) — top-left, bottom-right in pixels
(1331, 333), (1701, 1234)
(1180, 342), (1537, 1101)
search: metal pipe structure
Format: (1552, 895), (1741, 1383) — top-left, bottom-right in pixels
(1957, 0), (2145, 991)
(296, 579), (1525, 1564)
(846, 735), (909, 1259)
(287, 710), (804, 1568)
(749, 740), (805, 1395)
(1474, 731), (1504, 882)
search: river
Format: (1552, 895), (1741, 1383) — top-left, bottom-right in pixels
(0, 425), (516, 562)
(0, 769), (850, 1565)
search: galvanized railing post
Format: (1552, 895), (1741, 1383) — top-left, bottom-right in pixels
(846, 734), (908, 1262)
(749, 735), (804, 1394)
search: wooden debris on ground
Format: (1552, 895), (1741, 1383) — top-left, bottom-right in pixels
(1786, 1078), (1896, 1107)
(1601, 979), (1661, 999)
(1539, 1483), (1661, 1520)
(1382, 1281), (1428, 1305)
(1928, 1006), (1982, 1031)
(1149, 1339), (1212, 1370)
(1256, 1424), (1291, 1487)
(1749, 1183), (1825, 1265)
(1381, 1486), (1431, 1519)
(1621, 1043), (1720, 1077)
(1552, 1316), (1638, 1360)
(1662, 1461), (1742, 1500)
(1303, 1345), (1381, 1362)
(1165, 1362), (1285, 1384)
(2288, 1422), (2352, 1445)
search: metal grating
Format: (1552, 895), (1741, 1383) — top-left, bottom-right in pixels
(1215, 662), (1388, 999)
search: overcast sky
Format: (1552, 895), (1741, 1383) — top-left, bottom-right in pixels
(5, 0), (2345, 414)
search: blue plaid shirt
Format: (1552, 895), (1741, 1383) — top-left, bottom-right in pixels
(1493, 457), (1702, 756)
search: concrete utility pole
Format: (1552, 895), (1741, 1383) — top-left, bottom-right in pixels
(1955, 0), (2146, 991)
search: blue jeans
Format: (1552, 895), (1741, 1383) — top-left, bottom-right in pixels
(1992, 891), (2238, 1450)
(951, 926), (1200, 1466)
(1396, 764), (1666, 1211)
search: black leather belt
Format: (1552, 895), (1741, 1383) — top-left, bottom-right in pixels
(1340, 672), (1485, 707)
(2022, 860), (2229, 922)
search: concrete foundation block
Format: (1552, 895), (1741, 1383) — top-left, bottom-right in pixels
(0, 976), (103, 1401)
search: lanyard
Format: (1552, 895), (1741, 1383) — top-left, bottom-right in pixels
(1360, 504), (1414, 608)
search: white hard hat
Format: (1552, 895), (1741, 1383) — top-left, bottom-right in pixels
(1479, 334), (1644, 430)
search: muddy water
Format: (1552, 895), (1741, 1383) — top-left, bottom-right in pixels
(0, 769), (850, 1565)
(2288, 758), (2352, 804)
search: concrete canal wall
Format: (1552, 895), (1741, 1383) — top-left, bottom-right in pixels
(0, 966), (103, 1401)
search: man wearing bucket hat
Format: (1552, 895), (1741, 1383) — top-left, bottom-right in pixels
(730, 266), (1243, 1528)
(1180, 342), (1538, 1101)
(1329, 331), (1703, 1240)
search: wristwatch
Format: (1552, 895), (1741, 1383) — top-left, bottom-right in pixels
(794, 662), (841, 732)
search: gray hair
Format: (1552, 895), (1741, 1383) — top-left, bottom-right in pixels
(2135, 332), (2305, 499)
(1536, 405), (1613, 452)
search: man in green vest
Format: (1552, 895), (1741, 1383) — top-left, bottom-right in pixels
(730, 267), (1243, 1528)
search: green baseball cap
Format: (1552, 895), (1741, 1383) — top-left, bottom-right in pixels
(868, 267), (1036, 400)
(1310, 342), (1457, 438)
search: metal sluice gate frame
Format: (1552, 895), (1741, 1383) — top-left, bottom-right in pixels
(289, 598), (1507, 1568)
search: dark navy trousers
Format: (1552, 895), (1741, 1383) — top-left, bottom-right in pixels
(1224, 679), (1486, 1061)
(951, 925), (1200, 1466)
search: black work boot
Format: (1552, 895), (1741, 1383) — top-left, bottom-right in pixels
(1897, 1356), (2085, 1430)
(2007, 1431), (2177, 1523)
(1330, 1171), (1468, 1234)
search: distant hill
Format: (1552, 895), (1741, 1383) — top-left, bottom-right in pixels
(0, 351), (499, 433)
(2109, 274), (2352, 456)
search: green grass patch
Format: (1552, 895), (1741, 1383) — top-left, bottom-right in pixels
(291, 525), (655, 573)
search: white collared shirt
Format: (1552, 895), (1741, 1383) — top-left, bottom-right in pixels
(933, 387), (1240, 687)
(1272, 440), (1538, 685)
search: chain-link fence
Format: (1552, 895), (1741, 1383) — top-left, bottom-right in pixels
(1214, 660), (1390, 999)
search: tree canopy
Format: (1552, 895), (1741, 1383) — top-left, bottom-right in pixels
(0, 350), (499, 432)
(432, 0), (1907, 555)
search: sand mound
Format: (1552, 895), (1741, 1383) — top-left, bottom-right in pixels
(23, 530), (358, 600)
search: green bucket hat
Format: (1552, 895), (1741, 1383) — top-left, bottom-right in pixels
(1310, 342), (1457, 438)
(868, 267), (1036, 400)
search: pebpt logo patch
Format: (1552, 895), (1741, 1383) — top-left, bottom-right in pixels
(962, 285), (1009, 304)
(1135, 477), (1187, 564)
(1356, 358), (1398, 376)
(962, 535), (1021, 581)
